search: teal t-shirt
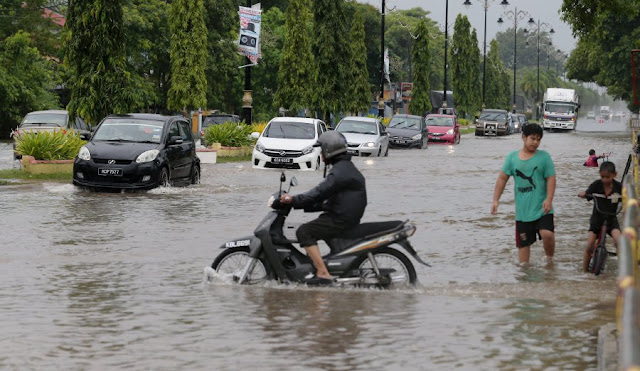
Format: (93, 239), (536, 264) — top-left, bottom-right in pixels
(501, 149), (555, 222)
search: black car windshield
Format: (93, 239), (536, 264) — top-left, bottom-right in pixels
(546, 103), (575, 114)
(262, 121), (316, 139)
(93, 119), (165, 143)
(336, 120), (378, 135)
(479, 112), (507, 121)
(21, 113), (66, 127)
(203, 116), (238, 127)
(388, 117), (421, 130)
(426, 117), (453, 126)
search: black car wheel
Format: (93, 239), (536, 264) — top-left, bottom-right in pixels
(159, 167), (170, 187)
(191, 165), (200, 185)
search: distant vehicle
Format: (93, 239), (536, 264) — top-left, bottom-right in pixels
(425, 114), (460, 144)
(587, 111), (596, 119)
(73, 114), (200, 190)
(334, 116), (389, 157)
(199, 113), (241, 147)
(542, 88), (580, 130)
(474, 109), (511, 136)
(12, 110), (91, 159)
(514, 114), (529, 133)
(251, 117), (326, 171)
(386, 114), (428, 149)
(599, 106), (611, 121)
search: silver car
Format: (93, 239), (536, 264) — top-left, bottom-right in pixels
(334, 116), (389, 157)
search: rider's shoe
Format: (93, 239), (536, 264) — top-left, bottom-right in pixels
(303, 273), (334, 286)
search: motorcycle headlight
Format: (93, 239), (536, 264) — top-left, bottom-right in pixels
(411, 134), (422, 140)
(78, 146), (91, 161)
(136, 149), (159, 163)
(255, 142), (265, 153)
(446, 129), (454, 135)
(363, 142), (375, 148)
(301, 145), (313, 155)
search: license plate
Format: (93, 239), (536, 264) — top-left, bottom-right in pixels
(347, 149), (357, 155)
(272, 157), (292, 163)
(98, 168), (123, 176)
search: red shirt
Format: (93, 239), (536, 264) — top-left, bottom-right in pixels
(584, 155), (599, 167)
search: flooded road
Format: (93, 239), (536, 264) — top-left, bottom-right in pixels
(0, 119), (632, 370)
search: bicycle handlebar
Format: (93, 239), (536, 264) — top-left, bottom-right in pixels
(586, 192), (622, 216)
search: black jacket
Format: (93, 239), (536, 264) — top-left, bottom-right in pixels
(292, 156), (367, 226)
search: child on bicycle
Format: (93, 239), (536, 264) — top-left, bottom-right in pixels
(578, 161), (622, 272)
(583, 149), (605, 167)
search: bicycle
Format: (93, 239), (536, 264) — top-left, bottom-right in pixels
(586, 192), (622, 275)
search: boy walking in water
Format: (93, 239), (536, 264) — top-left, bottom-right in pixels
(491, 124), (556, 263)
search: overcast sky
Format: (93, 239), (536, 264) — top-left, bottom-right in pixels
(358, 0), (577, 53)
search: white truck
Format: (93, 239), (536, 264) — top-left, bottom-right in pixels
(542, 88), (580, 130)
(599, 106), (611, 121)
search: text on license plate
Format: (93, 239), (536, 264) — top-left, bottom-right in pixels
(272, 157), (292, 163)
(393, 140), (407, 144)
(347, 149), (357, 154)
(98, 168), (123, 176)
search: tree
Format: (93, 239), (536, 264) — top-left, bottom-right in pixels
(470, 28), (482, 113)
(312, 0), (351, 123)
(167, 0), (208, 112)
(485, 40), (510, 110)
(409, 20), (431, 116)
(451, 15), (480, 118)
(345, 9), (371, 114)
(65, 0), (137, 125)
(274, 0), (315, 114)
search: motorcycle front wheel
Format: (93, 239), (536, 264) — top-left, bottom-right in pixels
(212, 247), (269, 284)
(355, 247), (417, 287)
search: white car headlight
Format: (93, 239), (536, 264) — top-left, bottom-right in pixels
(301, 145), (313, 155)
(136, 149), (159, 163)
(446, 129), (454, 135)
(411, 134), (422, 140)
(363, 142), (375, 148)
(255, 142), (265, 153)
(78, 146), (91, 161)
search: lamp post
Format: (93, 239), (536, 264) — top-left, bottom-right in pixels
(442, 0), (449, 109)
(463, 0), (509, 108)
(498, 6), (530, 113)
(242, 0), (253, 124)
(524, 18), (554, 119)
(378, 0), (386, 118)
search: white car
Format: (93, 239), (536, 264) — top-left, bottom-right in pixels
(252, 117), (328, 170)
(334, 116), (389, 157)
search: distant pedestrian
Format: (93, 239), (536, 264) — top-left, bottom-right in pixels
(491, 124), (556, 263)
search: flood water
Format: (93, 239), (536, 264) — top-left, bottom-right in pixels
(0, 119), (632, 370)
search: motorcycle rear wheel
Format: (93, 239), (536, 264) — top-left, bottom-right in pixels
(355, 247), (417, 287)
(212, 247), (269, 284)
(591, 245), (607, 276)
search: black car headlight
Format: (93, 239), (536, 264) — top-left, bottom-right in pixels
(136, 149), (159, 163)
(78, 146), (91, 161)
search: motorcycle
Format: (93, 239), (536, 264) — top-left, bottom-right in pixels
(209, 172), (429, 288)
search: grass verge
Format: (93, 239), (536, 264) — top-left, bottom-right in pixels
(215, 154), (252, 164)
(460, 127), (476, 135)
(0, 169), (72, 184)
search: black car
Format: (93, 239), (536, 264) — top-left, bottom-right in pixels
(73, 114), (200, 190)
(386, 114), (428, 149)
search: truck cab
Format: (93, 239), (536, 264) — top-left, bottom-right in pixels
(542, 88), (580, 131)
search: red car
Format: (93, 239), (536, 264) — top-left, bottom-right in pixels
(426, 114), (460, 144)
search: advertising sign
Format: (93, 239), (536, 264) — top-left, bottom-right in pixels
(401, 82), (413, 101)
(238, 6), (262, 64)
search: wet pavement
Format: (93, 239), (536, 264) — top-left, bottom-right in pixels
(0, 119), (632, 370)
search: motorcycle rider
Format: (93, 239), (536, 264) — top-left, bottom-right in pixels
(279, 131), (367, 285)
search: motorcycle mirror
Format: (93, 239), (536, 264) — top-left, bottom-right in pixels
(280, 171), (286, 183)
(290, 177), (298, 187)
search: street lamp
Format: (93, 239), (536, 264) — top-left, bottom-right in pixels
(463, 0), (509, 108)
(523, 18), (554, 119)
(378, 0), (386, 117)
(443, 0), (449, 109)
(497, 6), (530, 113)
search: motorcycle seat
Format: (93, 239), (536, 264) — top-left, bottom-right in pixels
(327, 220), (406, 253)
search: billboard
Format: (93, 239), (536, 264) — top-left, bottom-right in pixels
(238, 6), (262, 64)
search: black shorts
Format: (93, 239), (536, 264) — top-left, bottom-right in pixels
(296, 214), (352, 248)
(589, 216), (620, 236)
(515, 213), (554, 248)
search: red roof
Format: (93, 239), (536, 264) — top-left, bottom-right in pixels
(42, 7), (65, 27)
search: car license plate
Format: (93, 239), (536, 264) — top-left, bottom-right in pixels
(272, 157), (292, 163)
(347, 149), (357, 155)
(98, 168), (123, 176)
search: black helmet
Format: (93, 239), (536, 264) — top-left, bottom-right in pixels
(315, 131), (348, 160)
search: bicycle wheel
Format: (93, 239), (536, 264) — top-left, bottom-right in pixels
(592, 245), (608, 276)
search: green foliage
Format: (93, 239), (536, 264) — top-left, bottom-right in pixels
(451, 15), (480, 117)
(168, 0), (208, 111)
(203, 122), (254, 147)
(312, 0), (351, 120)
(15, 130), (86, 160)
(484, 40), (511, 110)
(345, 10), (371, 114)
(458, 118), (470, 126)
(274, 0), (316, 112)
(409, 20), (432, 116)
(65, 0), (137, 125)
(0, 169), (72, 183)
